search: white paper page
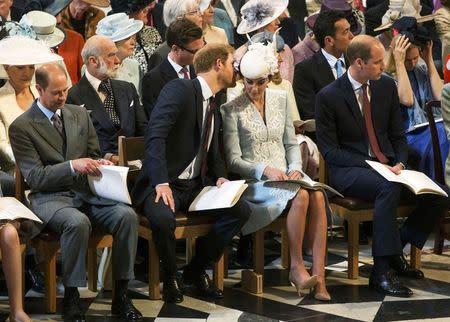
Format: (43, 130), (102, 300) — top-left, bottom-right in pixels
(0, 197), (42, 223)
(399, 170), (448, 196)
(88, 166), (131, 204)
(189, 180), (246, 211)
(366, 160), (407, 184)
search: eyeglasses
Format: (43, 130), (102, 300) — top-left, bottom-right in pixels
(185, 8), (201, 16)
(177, 39), (207, 55)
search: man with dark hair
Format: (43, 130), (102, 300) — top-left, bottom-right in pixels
(293, 10), (353, 122)
(9, 63), (142, 320)
(132, 43), (250, 304)
(142, 18), (204, 118)
(315, 35), (448, 298)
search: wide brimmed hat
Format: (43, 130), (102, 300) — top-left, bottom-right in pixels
(20, 11), (66, 47)
(305, 0), (362, 35)
(0, 36), (63, 78)
(83, 0), (110, 8)
(110, 0), (154, 14)
(240, 32), (279, 79)
(96, 13), (144, 42)
(237, 0), (288, 34)
(250, 31), (285, 52)
(392, 16), (431, 47)
(374, 0), (436, 32)
(23, 0), (72, 16)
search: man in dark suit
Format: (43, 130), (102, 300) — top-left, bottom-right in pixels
(9, 63), (142, 320)
(67, 35), (147, 165)
(293, 10), (354, 121)
(316, 35), (448, 297)
(132, 43), (250, 303)
(142, 18), (203, 118)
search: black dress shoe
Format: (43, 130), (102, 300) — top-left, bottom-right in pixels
(369, 270), (413, 297)
(25, 268), (45, 293)
(183, 270), (224, 299)
(111, 293), (143, 320)
(390, 254), (424, 279)
(162, 277), (184, 303)
(62, 292), (85, 321)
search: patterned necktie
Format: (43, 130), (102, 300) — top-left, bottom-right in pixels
(361, 84), (389, 164)
(98, 79), (121, 127)
(180, 67), (190, 79)
(51, 112), (65, 139)
(335, 60), (343, 78)
(200, 97), (216, 181)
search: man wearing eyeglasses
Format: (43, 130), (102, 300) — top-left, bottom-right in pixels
(142, 18), (205, 118)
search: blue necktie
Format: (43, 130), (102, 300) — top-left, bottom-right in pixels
(335, 60), (343, 78)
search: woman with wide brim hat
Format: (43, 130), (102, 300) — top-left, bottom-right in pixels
(0, 36), (62, 322)
(94, 13), (144, 94)
(59, 0), (110, 39)
(110, 0), (162, 74)
(234, 0), (294, 83)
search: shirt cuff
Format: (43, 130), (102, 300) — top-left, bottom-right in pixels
(104, 153), (113, 161)
(156, 183), (169, 187)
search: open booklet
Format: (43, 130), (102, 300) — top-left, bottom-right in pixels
(405, 118), (443, 133)
(0, 197), (42, 223)
(294, 119), (316, 132)
(366, 160), (448, 197)
(88, 165), (132, 204)
(265, 175), (343, 198)
(188, 180), (248, 212)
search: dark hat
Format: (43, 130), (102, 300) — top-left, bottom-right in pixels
(306, 0), (362, 35)
(393, 16), (431, 48)
(110, 0), (155, 14)
(23, 0), (72, 16)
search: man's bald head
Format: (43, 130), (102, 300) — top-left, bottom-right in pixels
(81, 35), (120, 80)
(35, 63), (67, 90)
(35, 63), (69, 112)
(347, 35), (384, 65)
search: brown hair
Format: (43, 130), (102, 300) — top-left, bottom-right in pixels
(193, 43), (234, 74)
(347, 35), (381, 64)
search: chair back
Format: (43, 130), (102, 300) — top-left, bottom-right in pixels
(319, 153), (329, 185)
(424, 101), (444, 184)
(118, 136), (145, 184)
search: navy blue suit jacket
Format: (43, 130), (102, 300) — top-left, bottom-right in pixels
(316, 73), (408, 180)
(132, 78), (227, 207)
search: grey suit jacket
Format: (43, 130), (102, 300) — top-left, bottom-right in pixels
(9, 101), (116, 225)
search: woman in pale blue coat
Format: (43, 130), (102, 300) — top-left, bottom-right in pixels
(221, 41), (330, 301)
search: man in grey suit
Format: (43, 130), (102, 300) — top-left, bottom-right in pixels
(9, 63), (142, 321)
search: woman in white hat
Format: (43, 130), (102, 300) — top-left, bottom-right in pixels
(95, 12), (144, 94)
(221, 39), (330, 301)
(199, 0), (228, 44)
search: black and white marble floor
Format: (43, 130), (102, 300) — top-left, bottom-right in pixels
(1, 233), (449, 321)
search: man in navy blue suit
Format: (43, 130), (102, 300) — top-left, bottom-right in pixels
(316, 35), (448, 297)
(132, 43), (250, 303)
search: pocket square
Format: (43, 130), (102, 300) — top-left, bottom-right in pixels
(129, 100), (134, 107)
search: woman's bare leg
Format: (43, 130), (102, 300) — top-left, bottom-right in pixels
(0, 224), (31, 322)
(308, 191), (330, 299)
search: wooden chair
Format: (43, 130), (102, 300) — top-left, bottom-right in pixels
(118, 136), (224, 300)
(424, 100), (450, 254)
(15, 166), (113, 313)
(319, 155), (421, 279)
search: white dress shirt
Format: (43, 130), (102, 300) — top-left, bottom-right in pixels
(321, 48), (346, 79)
(167, 56), (191, 79)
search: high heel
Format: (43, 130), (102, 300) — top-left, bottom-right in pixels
(289, 275), (318, 296)
(314, 291), (331, 301)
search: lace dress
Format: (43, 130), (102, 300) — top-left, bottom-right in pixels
(221, 88), (306, 235)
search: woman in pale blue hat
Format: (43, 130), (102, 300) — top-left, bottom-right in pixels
(95, 12), (144, 95)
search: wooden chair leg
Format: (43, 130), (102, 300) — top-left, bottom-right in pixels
(87, 248), (98, 292)
(281, 228), (289, 269)
(223, 247), (229, 278)
(213, 254), (224, 290)
(148, 238), (161, 300)
(43, 246), (58, 313)
(433, 215), (445, 255)
(347, 220), (360, 279)
(410, 246), (421, 269)
(253, 230), (265, 275)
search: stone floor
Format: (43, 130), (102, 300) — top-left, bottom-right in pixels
(0, 231), (449, 321)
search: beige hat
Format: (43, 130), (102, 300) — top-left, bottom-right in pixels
(83, 0), (110, 8)
(20, 11), (66, 48)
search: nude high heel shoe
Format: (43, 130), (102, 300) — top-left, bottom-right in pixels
(314, 290), (331, 301)
(289, 274), (318, 296)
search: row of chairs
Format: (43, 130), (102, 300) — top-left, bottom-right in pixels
(17, 105), (450, 312)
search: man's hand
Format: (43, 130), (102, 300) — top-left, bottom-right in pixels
(392, 35), (410, 64)
(109, 155), (119, 165)
(384, 163), (404, 175)
(264, 166), (289, 180)
(97, 159), (114, 166)
(288, 170), (303, 180)
(216, 177), (229, 187)
(295, 125), (305, 135)
(155, 184), (175, 212)
(72, 158), (102, 176)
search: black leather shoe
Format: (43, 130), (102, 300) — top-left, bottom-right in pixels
(162, 277), (184, 303)
(62, 292), (85, 321)
(390, 254), (424, 279)
(111, 293), (143, 320)
(183, 270), (223, 299)
(25, 268), (45, 293)
(369, 270), (413, 297)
